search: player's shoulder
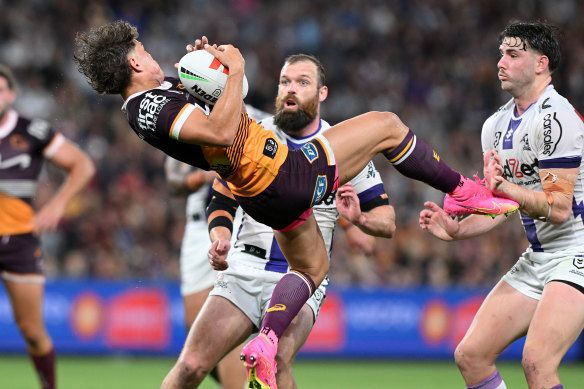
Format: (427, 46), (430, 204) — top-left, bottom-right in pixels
(535, 85), (576, 116)
(13, 112), (53, 142)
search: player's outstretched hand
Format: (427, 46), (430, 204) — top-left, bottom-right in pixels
(204, 43), (245, 75)
(483, 149), (506, 194)
(174, 36), (218, 69)
(419, 201), (460, 241)
(336, 183), (362, 224)
(208, 239), (230, 270)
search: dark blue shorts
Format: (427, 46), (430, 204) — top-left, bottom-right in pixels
(0, 233), (44, 275)
(235, 137), (339, 231)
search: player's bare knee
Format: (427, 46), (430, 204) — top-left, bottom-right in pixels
(176, 354), (211, 381)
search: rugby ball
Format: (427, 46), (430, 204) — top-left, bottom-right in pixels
(178, 50), (248, 105)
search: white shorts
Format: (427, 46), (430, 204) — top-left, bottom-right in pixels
(209, 250), (328, 329)
(503, 248), (584, 300)
(180, 220), (217, 296)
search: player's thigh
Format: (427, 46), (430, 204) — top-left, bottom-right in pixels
(277, 304), (315, 363)
(183, 286), (213, 328)
(323, 111), (409, 184)
(524, 281), (584, 361)
(460, 280), (537, 356)
(274, 214), (329, 282)
(181, 295), (254, 363)
(3, 277), (45, 329)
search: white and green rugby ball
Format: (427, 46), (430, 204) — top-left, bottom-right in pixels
(178, 50), (248, 105)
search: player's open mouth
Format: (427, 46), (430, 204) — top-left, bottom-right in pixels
(285, 99), (297, 108)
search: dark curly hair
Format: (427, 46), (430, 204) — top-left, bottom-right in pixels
(74, 20), (139, 94)
(499, 21), (561, 73)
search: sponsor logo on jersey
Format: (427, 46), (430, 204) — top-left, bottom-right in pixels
(493, 131), (502, 149)
(502, 158), (539, 182)
(520, 134), (531, 151)
(263, 138), (278, 159)
(311, 175), (327, 205)
(137, 92), (170, 132)
(27, 119), (50, 140)
(267, 304), (286, 313)
(573, 255), (584, 269)
(542, 112), (562, 156)
(209, 157), (231, 174)
(301, 142), (318, 163)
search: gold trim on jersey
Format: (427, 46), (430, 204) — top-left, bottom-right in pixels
(0, 194), (34, 235)
(201, 115), (288, 197)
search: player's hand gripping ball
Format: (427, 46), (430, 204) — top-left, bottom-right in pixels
(178, 50), (248, 105)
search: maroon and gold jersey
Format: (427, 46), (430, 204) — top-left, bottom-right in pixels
(0, 110), (63, 235)
(123, 77), (288, 197)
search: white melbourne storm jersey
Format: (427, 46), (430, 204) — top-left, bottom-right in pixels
(229, 117), (386, 273)
(482, 84), (584, 253)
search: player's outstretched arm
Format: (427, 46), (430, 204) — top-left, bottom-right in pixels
(178, 44), (245, 147)
(419, 201), (508, 241)
(33, 139), (95, 234)
(484, 150), (576, 224)
(336, 183), (396, 238)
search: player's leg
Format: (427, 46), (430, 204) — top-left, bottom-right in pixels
(275, 304), (315, 389)
(3, 275), (55, 389)
(182, 287), (212, 330)
(241, 214), (328, 388)
(322, 111), (519, 216)
(161, 295), (254, 388)
(522, 281), (584, 389)
(455, 280), (537, 388)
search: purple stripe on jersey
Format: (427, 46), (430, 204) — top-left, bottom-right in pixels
(572, 196), (584, 224)
(539, 157), (582, 169)
(503, 118), (522, 149)
(520, 214), (543, 252)
(265, 237), (288, 273)
(357, 183), (386, 204)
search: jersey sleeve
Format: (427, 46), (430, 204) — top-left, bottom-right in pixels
(532, 109), (584, 169)
(349, 161), (389, 212)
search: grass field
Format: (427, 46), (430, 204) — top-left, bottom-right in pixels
(1, 355), (583, 388)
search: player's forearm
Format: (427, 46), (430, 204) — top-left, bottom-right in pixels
(455, 213), (509, 239)
(52, 155), (95, 207)
(207, 71), (245, 145)
(354, 205), (396, 238)
(495, 179), (571, 224)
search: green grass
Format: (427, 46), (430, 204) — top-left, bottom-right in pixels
(1, 355), (582, 388)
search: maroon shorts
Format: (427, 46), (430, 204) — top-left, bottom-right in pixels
(235, 138), (339, 231)
(0, 233), (44, 274)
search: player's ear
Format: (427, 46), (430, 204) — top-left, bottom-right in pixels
(535, 54), (549, 75)
(319, 85), (328, 102)
(128, 53), (142, 72)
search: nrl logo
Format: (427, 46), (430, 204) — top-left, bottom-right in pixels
(573, 255), (584, 269)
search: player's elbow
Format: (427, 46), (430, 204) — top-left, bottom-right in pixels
(548, 206), (571, 225)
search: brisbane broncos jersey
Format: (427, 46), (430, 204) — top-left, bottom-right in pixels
(231, 117), (389, 273)
(482, 85), (584, 252)
(123, 77), (288, 197)
(0, 110), (63, 235)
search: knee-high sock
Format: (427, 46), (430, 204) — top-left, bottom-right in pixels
(385, 129), (461, 193)
(550, 385), (564, 389)
(260, 270), (316, 339)
(30, 348), (55, 389)
(468, 370), (506, 389)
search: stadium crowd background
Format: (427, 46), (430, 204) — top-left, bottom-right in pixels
(2, 0), (583, 288)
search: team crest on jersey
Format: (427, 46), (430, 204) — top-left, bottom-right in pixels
(520, 134), (531, 151)
(263, 138), (278, 159)
(10, 134), (30, 151)
(311, 175), (327, 205)
(573, 255), (584, 269)
(301, 142), (318, 163)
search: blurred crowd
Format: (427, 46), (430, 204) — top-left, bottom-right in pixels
(2, 0), (583, 288)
